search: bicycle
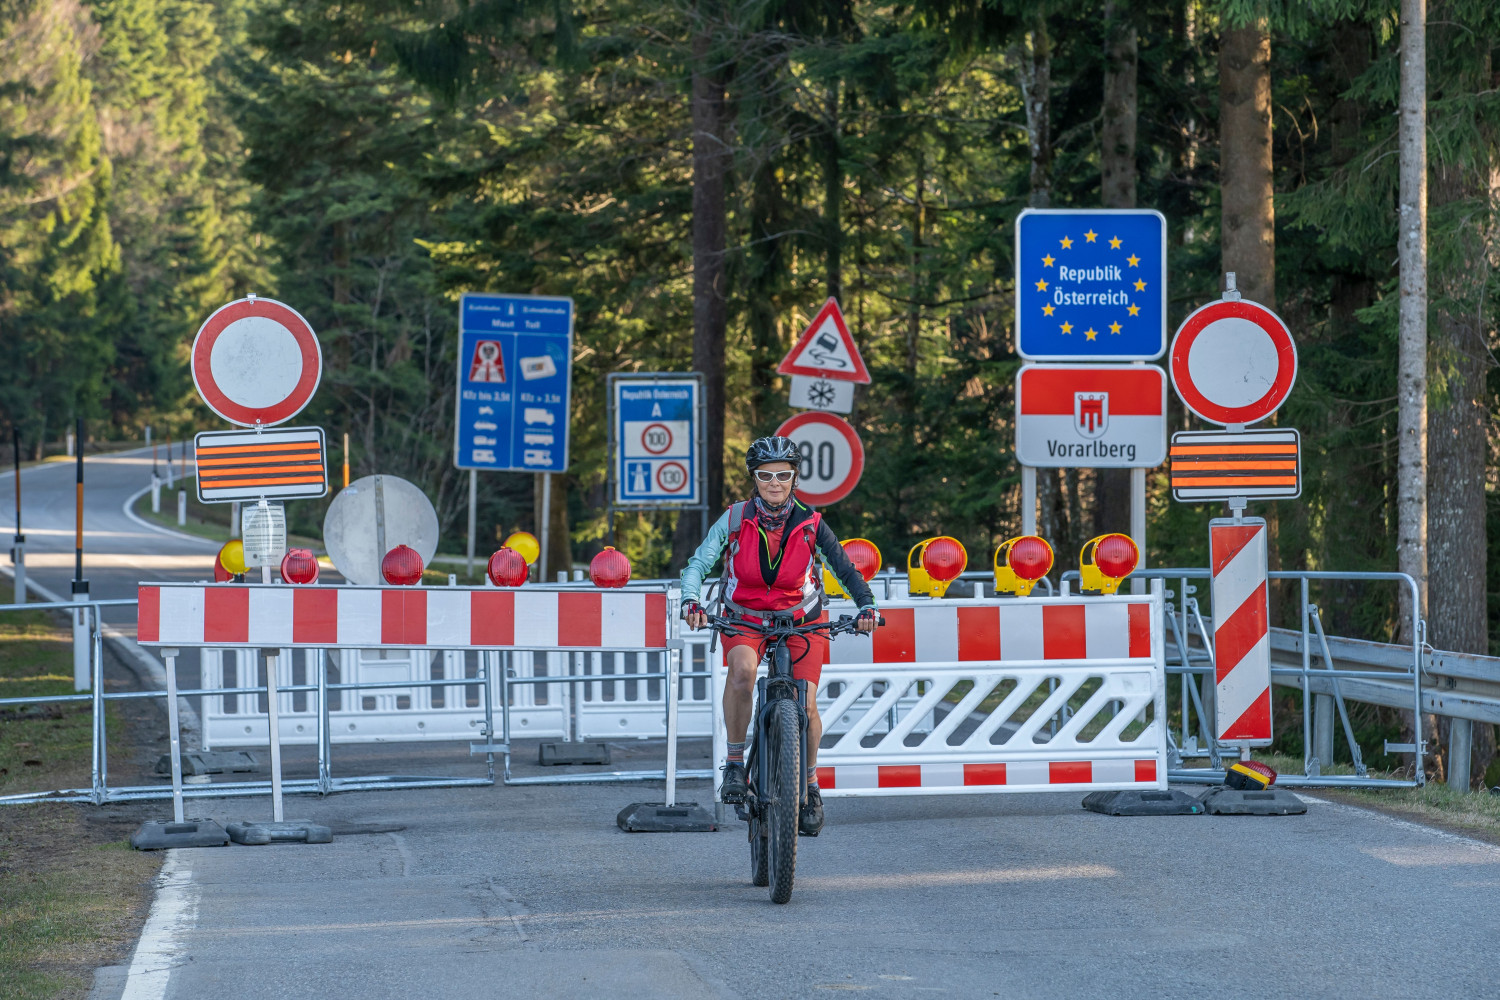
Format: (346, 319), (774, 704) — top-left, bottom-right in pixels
(704, 611), (881, 904)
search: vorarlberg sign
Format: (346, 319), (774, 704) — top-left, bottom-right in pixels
(1014, 364), (1168, 469)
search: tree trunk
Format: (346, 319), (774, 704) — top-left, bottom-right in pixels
(1018, 18), (1052, 211)
(747, 158), (786, 435)
(823, 81), (843, 303)
(1219, 18), (1282, 578)
(1017, 14), (1057, 545)
(1394, 0), (1429, 778)
(1095, 0), (1137, 538)
(1395, 0), (1428, 644)
(1218, 21), (1275, 308)
(672, 18), (733, 569)
(1425, 78), (1491, 786)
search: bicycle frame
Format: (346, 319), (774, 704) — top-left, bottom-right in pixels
(704, 612), (870, 821)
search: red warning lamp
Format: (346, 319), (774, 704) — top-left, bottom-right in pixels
(826, 538), (883, 598)
(590, 547), (631, 588)
(381, 544), (424, 586)
(279, 548), (319, 585)
(921, 536), (967, 582)
(487, 546), (529, 587)
(843, 539), (881, 582)
(993, 535), (1054, 597)
(213, 559), (233, 583)
(1079, 533), (1139, 595)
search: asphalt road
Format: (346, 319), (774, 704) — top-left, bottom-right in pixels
(6, 450), (1500, 999)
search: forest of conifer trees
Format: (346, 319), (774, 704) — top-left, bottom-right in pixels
(1, 2), (1496, 674)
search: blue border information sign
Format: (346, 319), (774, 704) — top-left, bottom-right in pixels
(612, 375), (701, 506)
(1015, 209), (1167, 361)
(454, 293), (573, 472)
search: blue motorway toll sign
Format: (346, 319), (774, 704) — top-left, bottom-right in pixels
(1015, 209), (1167, 361)
(454, 293), (573, 472)
(612, 375), (701, 506)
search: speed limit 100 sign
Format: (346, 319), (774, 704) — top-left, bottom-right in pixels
(774, 411), (865, 506)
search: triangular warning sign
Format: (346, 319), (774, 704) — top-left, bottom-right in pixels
(777, 298), (871, 384)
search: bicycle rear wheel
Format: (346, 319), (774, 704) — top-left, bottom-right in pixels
(766, 698), (802, 904)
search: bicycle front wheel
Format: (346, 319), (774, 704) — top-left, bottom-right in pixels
(766, 698), (802, 904)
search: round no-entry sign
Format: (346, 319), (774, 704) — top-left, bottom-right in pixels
(1169, 298), (1296, 426)
(191, 296), (322, 427)
(774, 411), (865, 506)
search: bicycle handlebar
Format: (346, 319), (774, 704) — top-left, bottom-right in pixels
(696, 611), (885, 641)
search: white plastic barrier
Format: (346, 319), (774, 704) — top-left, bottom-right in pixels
(201, 642), (718, 748)
(713, 587), (1168, 799)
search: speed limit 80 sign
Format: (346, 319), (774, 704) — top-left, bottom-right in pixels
(774, 411), (865, 506)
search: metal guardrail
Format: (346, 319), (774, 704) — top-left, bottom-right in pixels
(1059, 567), (1453, 788)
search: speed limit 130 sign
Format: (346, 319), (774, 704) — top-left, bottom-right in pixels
(774, 411), (865, 506)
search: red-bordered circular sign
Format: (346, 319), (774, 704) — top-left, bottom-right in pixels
(641, 423), (673, 455)
(191, 297), (322, 427)
(655, 461), (688, 492)
(774, 411), (865, 506)
(1169, 298), (1296, 426)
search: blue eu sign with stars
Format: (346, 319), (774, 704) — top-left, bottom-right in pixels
(1015, 208), (1167, 361)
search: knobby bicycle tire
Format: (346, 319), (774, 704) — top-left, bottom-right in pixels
(766, 698), (802, 904)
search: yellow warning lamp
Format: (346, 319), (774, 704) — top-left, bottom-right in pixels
(992, 535), (1054, 597)
(218, 539), (247, 576)
(906, 536), (967, 598)
(824, 538), (882, 598)
(503, 530), (540, 566)
(1078, 533), (1140, 595)
(1226, 759), (1277, 791)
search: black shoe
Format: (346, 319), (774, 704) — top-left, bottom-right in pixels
(799, 785), (824, 836)
(721, 762), (747, 803)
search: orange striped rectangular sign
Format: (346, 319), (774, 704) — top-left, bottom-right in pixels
(1170, 429), (1300, 502)
(194, 427), (328, 503)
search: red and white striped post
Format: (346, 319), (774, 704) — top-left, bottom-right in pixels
(1210, 517), (1273, 751)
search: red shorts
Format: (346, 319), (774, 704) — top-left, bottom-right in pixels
(721, 612), (828, 683)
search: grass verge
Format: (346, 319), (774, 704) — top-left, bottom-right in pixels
(0, 610), (162, 999)
(1254, 752), (1500, 844)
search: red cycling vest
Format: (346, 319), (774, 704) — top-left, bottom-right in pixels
(720, 500), (823, 620)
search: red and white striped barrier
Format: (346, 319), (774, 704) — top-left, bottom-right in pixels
(815, 758), (1158, 792)
(137, 584), (669, 650)
(830, 601), (1152, 665)
(1210, 518), (1272, 745)
(714, 590), (1169, 800)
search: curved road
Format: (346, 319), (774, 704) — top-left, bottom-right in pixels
(6, 449), (1500, 999)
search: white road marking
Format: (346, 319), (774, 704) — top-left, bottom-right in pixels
(120, 851), (198, 1000)
(122, 481), (219, 548)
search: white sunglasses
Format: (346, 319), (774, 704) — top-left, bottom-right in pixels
(753, 470), (795, 483)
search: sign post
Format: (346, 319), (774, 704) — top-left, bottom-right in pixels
(454, 293), (575, 573)
(777, 299), (871, 507)
(1012, 209), (1168, 559)
(1167, 273), (1302, 795)
(607, 373), (705, 542)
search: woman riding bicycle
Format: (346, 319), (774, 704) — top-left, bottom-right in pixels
(681, 435), (879, 837)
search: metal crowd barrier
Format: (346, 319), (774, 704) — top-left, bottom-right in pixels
(1061, 567), (1428, 788)
(0, 580), (704, 814)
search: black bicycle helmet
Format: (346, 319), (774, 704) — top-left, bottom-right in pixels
(745, 435), (799, 474)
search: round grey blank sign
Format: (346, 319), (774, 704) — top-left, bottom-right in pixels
(322, 474), (440, 586)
